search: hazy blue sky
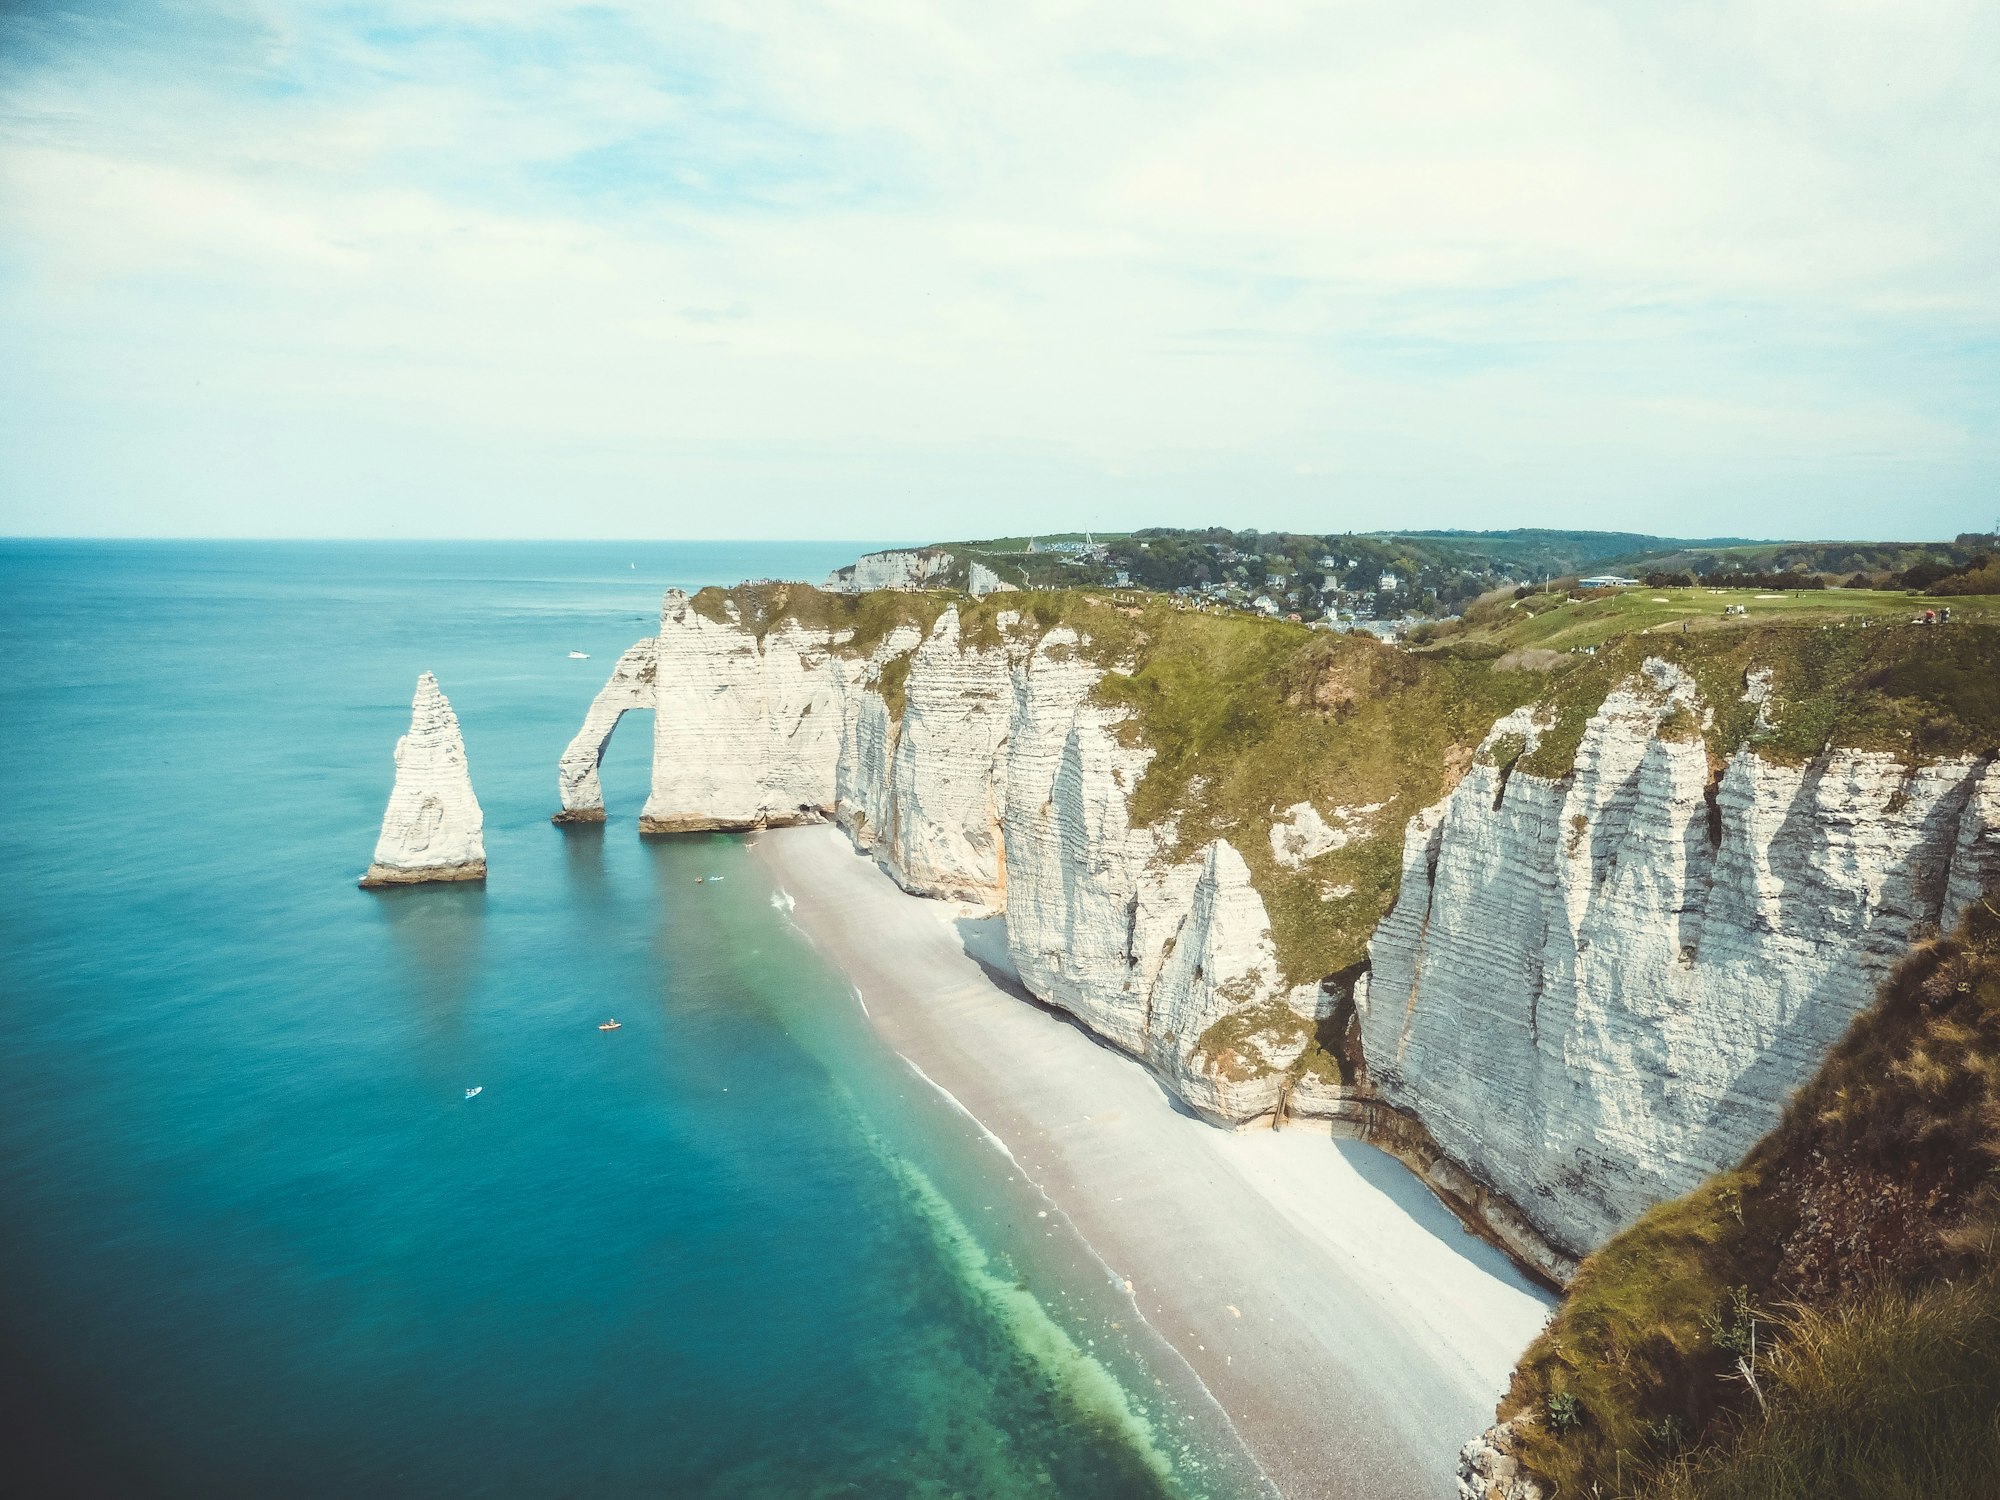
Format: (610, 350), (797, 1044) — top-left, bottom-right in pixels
(3, 0), (1995, 541)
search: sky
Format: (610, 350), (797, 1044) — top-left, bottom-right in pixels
(1, 0), (1996, 542)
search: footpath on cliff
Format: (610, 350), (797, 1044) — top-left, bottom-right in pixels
(752, 824), (1555, 1500)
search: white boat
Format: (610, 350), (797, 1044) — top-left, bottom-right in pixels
(465, 1086), (483, 1099)
(568, 650), (590, 659)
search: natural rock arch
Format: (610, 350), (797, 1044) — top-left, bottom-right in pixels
(553, 639), (657, 823)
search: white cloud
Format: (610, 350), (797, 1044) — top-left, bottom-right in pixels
(0, 0), (1994, 538)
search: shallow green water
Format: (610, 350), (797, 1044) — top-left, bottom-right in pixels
(0, 541), (1259, 1498)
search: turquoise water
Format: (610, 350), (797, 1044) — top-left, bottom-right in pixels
(0, 542), (1260, 1499)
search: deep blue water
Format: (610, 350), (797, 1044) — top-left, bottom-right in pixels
(0, 542), (1256, 1499)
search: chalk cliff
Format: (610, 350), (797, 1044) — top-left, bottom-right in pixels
(640, 592), (859, 832)
(561, 591), (1319, 1116)
(553, 639), (656, 823)
(968, 560), (1015, 597)
(560, 590), (2000, 1280)
(1360, 663), (2000, 1261)
(361, 672), (486, 887)
(994, 632), (1321, 1116)
(824, 547), (957, 593)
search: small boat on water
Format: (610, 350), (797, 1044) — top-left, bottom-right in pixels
(599, 1019), (621, 1031)
(695, 876), (705, 884)
(568, 650), (591, 659)
(465, 1086), (483, 1099)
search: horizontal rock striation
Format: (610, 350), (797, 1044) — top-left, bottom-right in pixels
(361, 672), (486, 888)
(997, 645), (1324, 1118)
(640, 591), (858, 833)
(560, 598), (2000, 1288)
(870, 609), (1013, 905)
(560, 592), (1320, 1114)
(824, 546), (956, 593)
(1362, 660), (2000, 1260)
(553, 638), (656, 823)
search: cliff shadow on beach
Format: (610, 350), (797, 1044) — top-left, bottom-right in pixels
(949, 912), (1212, 1125)
(951, 913), (1038, 1005)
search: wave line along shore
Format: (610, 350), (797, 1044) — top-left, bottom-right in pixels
(751, 823), (1555, 1500)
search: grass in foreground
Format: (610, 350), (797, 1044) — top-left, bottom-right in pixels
(1640, 1274), (2000, 1500)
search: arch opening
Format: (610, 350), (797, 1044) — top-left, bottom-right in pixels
(553, 638), (658, 823)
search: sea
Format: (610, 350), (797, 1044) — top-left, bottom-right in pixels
(0, 541), (1265, 1500)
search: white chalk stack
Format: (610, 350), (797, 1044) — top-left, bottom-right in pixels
(360, 672), (486, 888)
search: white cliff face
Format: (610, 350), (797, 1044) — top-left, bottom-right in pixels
(361, 672), (486, 887)
(1362, 659), (2000, 1258)
(560, 596), (1317, 1113)
(1948, 756), (2000, 923)
(999, 630), (1182, 1055)
(968, 561), (1015, 596)
(878, 611), (1014, 906)
(824, 547), (956, 593)
(833, 664), (901, 852)
(1153, 840), (1323, 1117)
(555, 638), (656, 821)
(560, 600), (2000, 1281)
(641, 591), (857, 832)
(993, 630), (1318, 1116)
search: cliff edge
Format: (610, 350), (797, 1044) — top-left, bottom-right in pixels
(558, 584), (2000, 1286)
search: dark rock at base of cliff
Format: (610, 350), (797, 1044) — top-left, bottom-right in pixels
(359, 861), (488, 889)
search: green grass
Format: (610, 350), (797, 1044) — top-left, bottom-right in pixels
(1457, 586), (2000, 655)
(1192, 998), (1316, 1082)
(683, 581), (2000, 1099)
(1639, 1275), (2000, 1500)
(1092, 608), (1543, 990)
(1464, 607), (2000, 778)
(685, 582), (951, 721)
(1500, 893), (2000, 1497)
(721, 573), (2000, 1489)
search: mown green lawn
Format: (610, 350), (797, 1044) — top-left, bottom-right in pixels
(1466, 586), (2000, 652)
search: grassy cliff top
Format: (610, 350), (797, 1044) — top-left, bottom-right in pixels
(685, 581), (2000, 994)
(1091, 605), (1541, 988)
(1449, 583), (2000, 653)
(991, 588), (2000, 989)
(1507, 621), (2000, 777)
(684, 581), (947, 648)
